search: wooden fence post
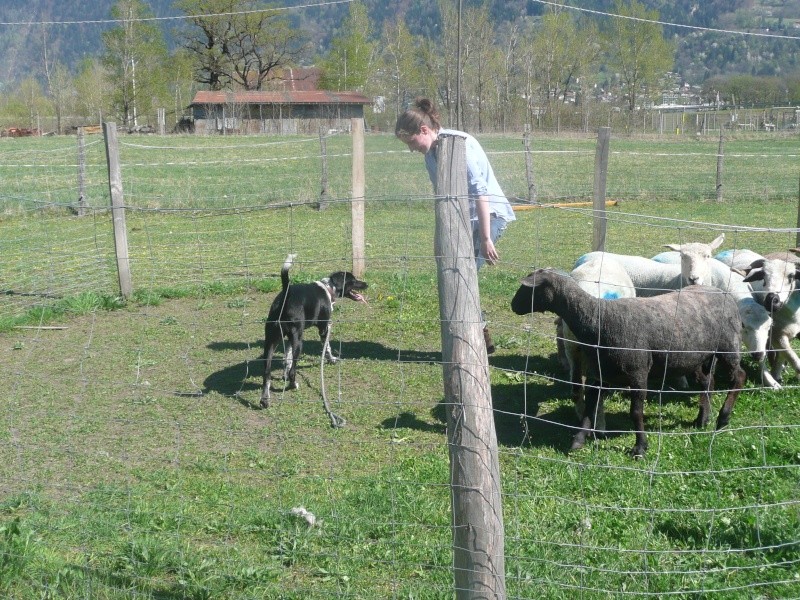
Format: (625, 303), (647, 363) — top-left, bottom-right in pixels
(593, 127), (611, 252)
(317, 127), (329, 210)
(716, 128), (725, 202)
(76, 127), (87, 216)
(434, 134), (506, 599)
(351, 118), (365, 277)
(796, 173), (800, 247)
(523, 125), (537, 203)
(103, 122), (133, 299)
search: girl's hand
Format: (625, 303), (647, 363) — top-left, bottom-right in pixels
(481, 239), (499, 265)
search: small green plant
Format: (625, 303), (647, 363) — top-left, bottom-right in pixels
(0, 518), (34, 590)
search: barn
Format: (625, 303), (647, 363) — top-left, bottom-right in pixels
(189, 89), (372, 135)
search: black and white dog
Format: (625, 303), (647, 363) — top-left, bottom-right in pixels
(260, 254), (367, 411)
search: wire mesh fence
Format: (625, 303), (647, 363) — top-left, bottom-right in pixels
(0, 128), (798, 598)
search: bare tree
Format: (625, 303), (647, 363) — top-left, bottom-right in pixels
(176, 0), (308, 92)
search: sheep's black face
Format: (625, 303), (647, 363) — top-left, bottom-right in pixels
(512, 269), (560, 315)
(511, 284), (534, 315)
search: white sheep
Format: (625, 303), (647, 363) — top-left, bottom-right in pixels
(576, 234), (725, 293)
(663, 233), (726, 285)
(561, 256), (636, 429)
(740, 255), (800, 313)
(653, 250), (777, 386)
(736, 249), (800, 384)
(511, 269), (747, 458)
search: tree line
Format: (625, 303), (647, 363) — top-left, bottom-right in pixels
(1, 0), (798, 135)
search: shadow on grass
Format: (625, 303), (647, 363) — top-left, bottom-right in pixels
(203, 340), (444, 408)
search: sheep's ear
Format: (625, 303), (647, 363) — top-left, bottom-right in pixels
(730, 267), (747, 277)
(664, 243), (681, 251)
(520, 274), (537, 288)
(747, 258), (766, 269)
(743, 268), (765, 283)
(709, 233), (725, 250)
(790, 248), (800, 256)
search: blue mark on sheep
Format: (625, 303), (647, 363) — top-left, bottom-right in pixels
(602, 290), (621, 300)
(716, 250), (734, 261)
(574, 254), (591, 268)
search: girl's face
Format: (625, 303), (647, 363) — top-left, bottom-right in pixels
(398, 125), (438, 154)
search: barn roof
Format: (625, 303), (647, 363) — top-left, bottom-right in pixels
(190, 90), (371, 106)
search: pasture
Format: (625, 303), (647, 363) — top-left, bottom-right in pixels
(0, 130), (799, 598)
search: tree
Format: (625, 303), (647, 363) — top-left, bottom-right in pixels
(102, 0), (170, 127)
(45, 62), (76, 134)
(74, 58), (113, 124)
(602, 0), (675, 112)
(13, 77), (51, 131)
(528, 5), (601, 131)
(175, 0), (309, 91)
(460, 3), (500, 132)
(318, 1), (376, 92)
(378, 18), (425, 121)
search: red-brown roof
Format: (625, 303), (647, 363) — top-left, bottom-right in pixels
(264, 66), (321, 91)
(190, 90), (370, 106)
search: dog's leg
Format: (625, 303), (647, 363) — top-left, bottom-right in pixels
(320, 326), (346, 428)
(320, 323), (338, 364)
(283, 345), (293, 381)
(285, 331), (302, 391)
(260, 327), (278, 408)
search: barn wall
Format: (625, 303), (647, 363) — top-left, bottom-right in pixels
(192, 103), (365, 135)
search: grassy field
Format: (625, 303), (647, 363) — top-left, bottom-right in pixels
(0, 131), (799, 598)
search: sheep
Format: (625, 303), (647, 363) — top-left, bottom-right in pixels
(511, 269), (747, 458)
(575, 252), (682, 297)
(560, 256), (636, 429)
(575, 234), (725, 295)
(715, 248), (800, 303)
(736, 249), (800, 384)
(740, 254), (800, 313)
(663, 233), (726, 285)
(765, 291), (800, 383)
(653, 250), (778, 388)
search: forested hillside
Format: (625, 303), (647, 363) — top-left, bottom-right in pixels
(0, 0), (798, 89)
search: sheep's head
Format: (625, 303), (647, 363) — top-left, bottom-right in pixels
(738, 302), (771, 360)
(511, 268), (561, 315)
(743, 257), (800, 312)
(664, 233), (724, 286)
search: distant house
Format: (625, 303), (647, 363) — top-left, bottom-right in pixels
(189, 88), (371, 135)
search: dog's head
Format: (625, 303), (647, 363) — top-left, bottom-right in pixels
(325, 272), (368, 303)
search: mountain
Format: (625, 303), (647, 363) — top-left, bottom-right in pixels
(0, 0), (798, 90)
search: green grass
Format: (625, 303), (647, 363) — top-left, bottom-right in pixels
(0, 132), (799, 598)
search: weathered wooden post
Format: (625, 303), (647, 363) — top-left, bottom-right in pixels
(592, 127), (611, 252)
(796, 173), (800, 247)
(76, 127), (87, 216)
(317, 126), (330, 210)
(716, 127), (725, 203)
(523, 125), (537, 203)
(351, 118), (365, 277)
(103, 122), (133, 299)
(434, 133), (505, 599)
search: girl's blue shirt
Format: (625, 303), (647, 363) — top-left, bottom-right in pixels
(423, 128), (516, 223)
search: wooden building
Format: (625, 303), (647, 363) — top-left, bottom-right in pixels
(189, 89), (372, 135)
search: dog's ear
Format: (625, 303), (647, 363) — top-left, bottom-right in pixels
(327, 272), (346, 292)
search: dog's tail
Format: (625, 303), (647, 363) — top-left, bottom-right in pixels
(281, 253), (297, 291)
